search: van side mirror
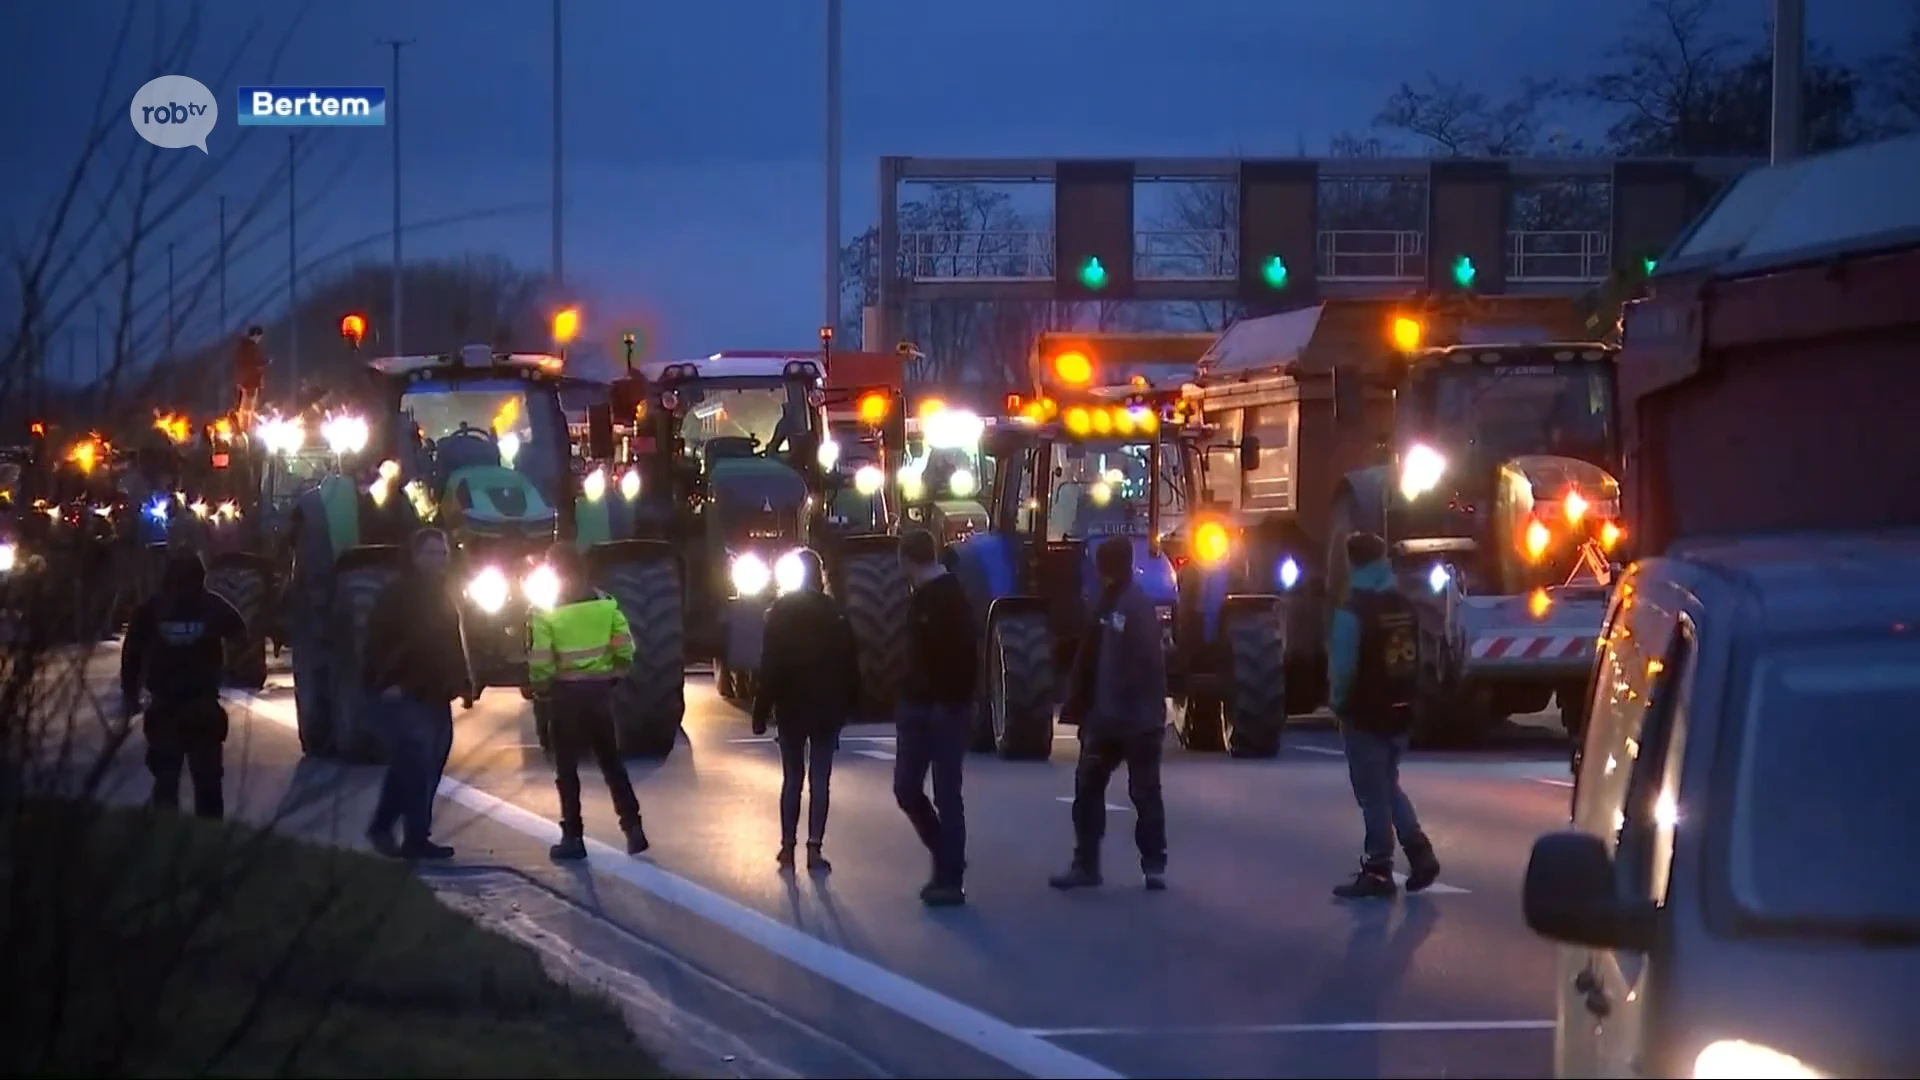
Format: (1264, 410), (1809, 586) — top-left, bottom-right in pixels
(586, 404), (615, 461)
(1238, 435), (1261, 472)
(1522, 832), (1656, 951)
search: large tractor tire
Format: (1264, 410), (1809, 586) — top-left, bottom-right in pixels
(831, 545), (908, 721)
(206, 555), (270, 691)
(595, 545), (685, 759)
(327, 556), (402, 764)
(984, 609), (1054, 761)
(1222, 603), (1286, 758)
(291, 612), (334, 758)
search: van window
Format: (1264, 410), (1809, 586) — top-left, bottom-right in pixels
(1615, 622), (1695, 904)
(1728, 634), (1920, 930)
(1572, 593), (1681, 843)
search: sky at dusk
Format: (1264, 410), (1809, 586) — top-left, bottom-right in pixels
(2, 0), (1908, 374)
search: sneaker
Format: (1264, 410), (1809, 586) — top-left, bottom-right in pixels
(1404, 849), (1442, 893)
(366, 827), (399, 858)
(1332, 870), (1397, 900)
(1143, 868), (1168, 892)
(920, 882), (966, 907)
(806, 844), (831, 874)
(400, 840), (455, 861)
(550, 835), (588, 862)
(623, 823), (650, 856)
(777, 844), (797, 868)
(1048, 864), (1102, 890)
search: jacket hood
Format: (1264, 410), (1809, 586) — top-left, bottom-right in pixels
(1349, 558), (1395, 593)
(161, 551), (206, 594)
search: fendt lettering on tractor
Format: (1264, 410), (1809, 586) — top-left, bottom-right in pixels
(1327, 312), (1625, 745)
(609, 340), (908, 718)
(286, 312), (682, 762)
(946, 334), (1285, 761)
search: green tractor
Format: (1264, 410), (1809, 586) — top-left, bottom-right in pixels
(615, 352), (909, 718)
(286, 342), (682, 762)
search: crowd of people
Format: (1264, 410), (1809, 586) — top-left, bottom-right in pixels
(119, 490), (1443, 904)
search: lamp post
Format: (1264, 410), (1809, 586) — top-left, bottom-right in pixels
(381, 37), (416, 356)
(824, 0), (842, 331)
(1770, 0), (1805, 163)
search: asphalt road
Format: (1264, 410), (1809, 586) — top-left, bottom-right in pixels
(73, 644), (1577, 1078)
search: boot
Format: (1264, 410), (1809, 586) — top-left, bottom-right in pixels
(1049, 862), (1102, 890)
(806, 842), (831, 874)
(1404, 842), (1442, 893)
(622, 819), (650, 856)
(550, 827), (587, 862)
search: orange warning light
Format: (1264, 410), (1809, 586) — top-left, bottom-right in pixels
(855, 391), (891, 425)
(1052, 350), (1093, 385)
(339, 312), (367, 346)
(1389, 316), (1423, 352)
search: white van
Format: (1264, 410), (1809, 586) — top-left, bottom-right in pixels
(1524, 534), (1920, 1078)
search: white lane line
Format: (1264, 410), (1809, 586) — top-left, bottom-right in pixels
(1531, 777), (1574, 789)
(728, 735), (897, 746)
(852, 749), (896, 762)
(1293, 745), (1346, 757)
(1055, 796), (1129, 813)
(1022, 1018), (1554, 1038)
(233, 692), (1123, 1080)
(1393, 872), (1468, 895)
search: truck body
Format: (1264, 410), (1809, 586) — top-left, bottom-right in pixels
(1619, 132), (1920, 555)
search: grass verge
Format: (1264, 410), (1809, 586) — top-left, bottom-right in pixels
(0, 798), (670, 1077)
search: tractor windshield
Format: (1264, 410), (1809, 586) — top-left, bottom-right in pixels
(402, 377), (567, 506)
(1045, 439), (1187, 541)
(1419, 361), (1614, 465)
(678, 379), (814, 462)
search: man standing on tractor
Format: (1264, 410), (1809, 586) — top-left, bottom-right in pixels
(234, 325), (268, 427)
(528, 543), (650, 860)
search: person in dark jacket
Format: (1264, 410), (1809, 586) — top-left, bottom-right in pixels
(121, 551), (249, 819)
(1326, 531), (1442, 899)
(893, 528), (978, 906)
(1051, 535), (1170, 891)
(753, 549), (859, 872)
(363, 527), (472, 860)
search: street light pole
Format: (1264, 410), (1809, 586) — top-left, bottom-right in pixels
(288, 133), (300, 390)
(382, 38), (416, 358)
(217, 195), (228, 330)
(824, 0), (842, 333)
(1771, 0), (1806, 163)
(166, 242), (176, 360)
(551, 0), (564, 289)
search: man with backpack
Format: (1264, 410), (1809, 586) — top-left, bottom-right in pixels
(1326, 532), (1442, 900)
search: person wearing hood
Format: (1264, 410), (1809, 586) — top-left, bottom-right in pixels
(1326, 532), (1442, 900)
(528, 542), (648, 861)
(1050, 534), (1170, 892)
(120, 550), (249, 819)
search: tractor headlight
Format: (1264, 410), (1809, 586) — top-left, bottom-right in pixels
(465, 565), (510, 613)
(853, 464), (884, 496)
(899, 465), (925, 501)
(817, 438), (841, 470)
(619, 468), (641, 500)
(321, 413), (369, 456)
(1278, 556), (1301, 590)
(773, 549), (807, 594)
(0, 542), (15, 573)
(1428, 563), (1451, 593)
(1398, 443), (1447, 500)
(1193, 521), (1230, 564)
(730, 553), (771, 596)
(522, 563), (560, 611)
(948, 467), (977, 498)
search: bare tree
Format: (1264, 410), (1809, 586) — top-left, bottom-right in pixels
(1373, 75), (1560, 157)
(1865, 0), (1920, 133)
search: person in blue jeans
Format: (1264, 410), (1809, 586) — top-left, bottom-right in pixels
(892, 529), (978, 907)
(363, 527), (474, 860)
(1327, 531), (1442, 900)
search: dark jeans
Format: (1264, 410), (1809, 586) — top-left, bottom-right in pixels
(146, 701), (227, 820)
(1341, 722), (1431, 875)
(370, 696), (454, 846)
(893, 701), (970, 886)
(1072, 727), (1167, 872)
(778, 729), (837, 847)
(550, 681), (641, 835)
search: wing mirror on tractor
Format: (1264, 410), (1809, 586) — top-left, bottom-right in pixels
(586, 403), (615, 461)
(1239, 434), (1262, 472)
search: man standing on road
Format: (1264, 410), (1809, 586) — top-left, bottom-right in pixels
(363, 527), (472, 860)
(753, 548), (859, 873)
(529, 543), (649, 861)
(893, 528), (977, 907)
(1050, 535), (1170, 892)
(1327, 531), (1442, 900)
(234, 325), (268, 426)
(121, 551), (249, 820)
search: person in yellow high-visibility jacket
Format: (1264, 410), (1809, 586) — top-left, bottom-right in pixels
(529, 543), (648, 860)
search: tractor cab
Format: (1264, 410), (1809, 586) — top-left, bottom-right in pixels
(897, 403), (991, 544)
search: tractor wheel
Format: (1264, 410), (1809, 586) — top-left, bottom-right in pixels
(1223, 605), (1286, 759)
(986, 610), (1054, 761)
(328, 563), (399, 763)
(1174, 695), (1225, 752)
(206, 559), (269, 691)
(832, 549), (909, 721)
(599, 556), (685, 759)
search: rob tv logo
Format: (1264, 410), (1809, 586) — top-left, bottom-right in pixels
(236, 86), (387, 127)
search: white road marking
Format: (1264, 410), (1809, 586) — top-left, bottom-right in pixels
(233, 693), (1123, 1080)
(1294, 745), (1346, 757)
(852, 749), (896, 761)
(1532, 777), (1574, 788)
(1393, 872), (1469, 895)
(1022, 1018), (1554, 1038)
(1055, 795), (1130, 812)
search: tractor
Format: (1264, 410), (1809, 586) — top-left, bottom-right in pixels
(614, 348), (909, 718)
(896, 403), (993, 546)
(950, 359), (1287, 762)
(1325, 323), (1625, 745)
(285, 328), (682, 763)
